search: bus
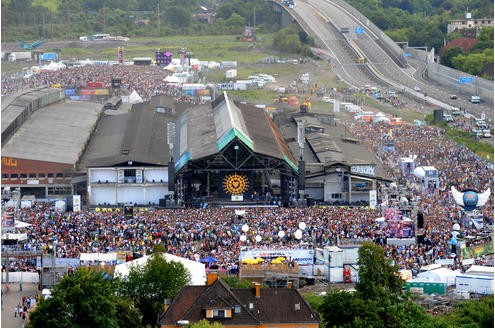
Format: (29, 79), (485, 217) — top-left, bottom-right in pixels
(104, 96), (122, 110)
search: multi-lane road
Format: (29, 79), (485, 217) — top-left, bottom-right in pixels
(287, 0), (493, 122)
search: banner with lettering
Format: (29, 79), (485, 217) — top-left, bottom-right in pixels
(240, 249), (314, 265)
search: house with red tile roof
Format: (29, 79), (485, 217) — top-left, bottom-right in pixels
(158, 273), (320, 328)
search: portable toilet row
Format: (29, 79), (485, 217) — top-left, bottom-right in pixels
(406, 279), (447, 295)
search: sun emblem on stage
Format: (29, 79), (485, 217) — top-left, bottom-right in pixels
(223, 173), (249, 195)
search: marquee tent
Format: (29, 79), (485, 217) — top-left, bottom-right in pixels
(114, 252), (206, 285)
(417, 267), (461, 286)
(128, 89), (144, 104)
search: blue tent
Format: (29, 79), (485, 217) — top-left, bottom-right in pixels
(199, 256), (218, 263)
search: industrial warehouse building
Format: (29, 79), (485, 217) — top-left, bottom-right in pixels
(1, 88), (391, 209)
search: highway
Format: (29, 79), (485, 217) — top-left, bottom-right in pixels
(288, 0), (493, 122)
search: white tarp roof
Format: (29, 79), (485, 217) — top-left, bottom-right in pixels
(164, 75), (180, 83)
(128, 89), (144, 104)
(114, 253), (206, 285)
(164, 63), (176, 72)
(413, 166), (437, 178)
(14, 220), (32, 228)
(466, 265), (495, 276)
(1, 233), (27, 241)
(80, 253), (117, 262)
(42, 61), (66, 71)
(417, 267), (461, 286)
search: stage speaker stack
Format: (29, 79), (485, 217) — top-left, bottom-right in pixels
(417, 211), (424, 229)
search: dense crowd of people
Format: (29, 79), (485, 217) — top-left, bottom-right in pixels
(1, 63), (493, 280)
(1, 64), (191, 103)
(2, 119), (492, 278)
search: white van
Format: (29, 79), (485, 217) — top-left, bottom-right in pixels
(471, 95), (480, 103)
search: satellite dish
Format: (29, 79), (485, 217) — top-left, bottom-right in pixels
(294, 229), (303, 240)
(400, 197), (409, 206)
(255, 235), (262, 242)
(453, 223), (460, 231)
(240, 234), (247, 242)
(242, 224), (249, 232)
(298, 222), (307, 230)
(390, 183), (398, 192)
(278, 230), (285, 238)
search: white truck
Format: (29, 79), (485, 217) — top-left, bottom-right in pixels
(470, 95), (481, 103)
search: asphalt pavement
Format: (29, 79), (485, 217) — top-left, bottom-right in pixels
(1, 282), (39, 328)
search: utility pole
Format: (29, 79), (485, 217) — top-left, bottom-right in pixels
(103, 6), (106, 33)
(253, 3), (256, 36)
(157, 3), (161, 35)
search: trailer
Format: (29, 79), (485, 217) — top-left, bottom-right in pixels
(456, 274), (494, 295)
(315, 245), (360, 283)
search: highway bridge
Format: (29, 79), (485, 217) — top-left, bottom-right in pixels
(273, 0), (494, 122)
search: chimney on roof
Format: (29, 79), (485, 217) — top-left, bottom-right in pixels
(207, 272), (218, 286)
(163, 298), (172, 312)
(253, 282), (261, 298)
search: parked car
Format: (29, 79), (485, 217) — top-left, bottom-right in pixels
(450, 94), (457, 99)
(414, 85), (421, 91)
(450, 107), (461, 115)
(482, 129), (491, 138)
(475, 119), (487, 128)
(443, 114), (454, 122)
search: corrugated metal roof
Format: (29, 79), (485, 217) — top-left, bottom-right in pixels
(80, 95), (182, 168)
(2, 100), (102, 165)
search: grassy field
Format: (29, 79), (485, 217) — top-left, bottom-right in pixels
(1, 34), (492, 159)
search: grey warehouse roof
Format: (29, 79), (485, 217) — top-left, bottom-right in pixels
(2, 100), (102, 165)
(79, 95), (182, 168)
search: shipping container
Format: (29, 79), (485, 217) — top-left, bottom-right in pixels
(456, 275), (494, 295)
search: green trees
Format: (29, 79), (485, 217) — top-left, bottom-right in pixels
(437, 297), (494, 327)
(319, 241), (437, 328)
(356, 241), (403, 301)
(190, 319), (225, 328)
(28, 268), (141, 328)
(117, 253), (191, 327)
(28, 254), (191, 328)
(272, 25), (314, 56)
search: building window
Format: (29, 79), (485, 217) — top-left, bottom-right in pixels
(234, 305), (241, 314)
(11, 173), (18, 179)
(212, 309), (226, 318)
(2, 174), (8, 179)
(29, 173), (37, 178)
(124, 169), (136, 183)
(47, 186), (72, 195)
(47, 173), (54, 178)
(331, 193), (342, 199)
(20, 173), (27, 179)
(56, 173), (64, 178)
(38, 173), (46, 178)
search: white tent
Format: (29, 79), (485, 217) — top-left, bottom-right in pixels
(466, 265), (495, 276)
(79, 58), (94, 66)
(42, 61), (66, 71)
(164, 63), (176, 72)
(164, 75), (180, 83)
(1, 233), (27, 241)
(413, 166), (437, 179)
(14, 220), (32, 228)
(128, 89), (144, 104)
(114, 253), (206, 285)
(418, 267), (461, 286)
